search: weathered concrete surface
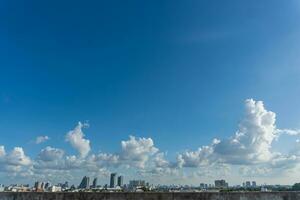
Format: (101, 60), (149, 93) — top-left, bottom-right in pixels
(0, 192), (300, 200)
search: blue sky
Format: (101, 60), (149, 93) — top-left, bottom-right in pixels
(1, 0), (300, 186)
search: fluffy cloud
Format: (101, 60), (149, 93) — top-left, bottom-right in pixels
(178, 141), (218, 168)
(66, 122), (91, 158)
(37, 146), (64, 162)
(178, 99), (279, 167)
(35, 136), (50, 144)
(214, 99), (277, 164)
(153, 153), (170, 168)
(33, 135), (161, 181)
(120, 136), (159, 168)
(95, 153), (120, 167)
(2, 99), (300, 184)
(5, 147), (31, 166)
(276, 129), (300, 136)
(0, 146), (31, 177)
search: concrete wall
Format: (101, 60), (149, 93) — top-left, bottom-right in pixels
(0, 192), (300, 200)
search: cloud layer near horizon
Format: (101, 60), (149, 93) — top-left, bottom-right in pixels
(1, 99), (300, 185)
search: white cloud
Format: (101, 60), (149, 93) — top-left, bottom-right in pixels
(2, 99), (300, 184)
(37, 146), (64, 162)
(178, 99), (279, 167)
(178, 145), (215, 168)
(5, 147), (31, 166)
(35, 136), (50, 144)
(214, 99), (277, 164)
(153, 153), (170, 168)
(120, 136), (158, 168)
(66, 122), (91, 158)
(95, 153), (120, 167)
(276, 129), (300, 136)
(0, 146), (32, 179)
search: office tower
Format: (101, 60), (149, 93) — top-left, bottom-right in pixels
(117, 176), (123, 187)
(92, 178), (97, 188)
(44, 182), (51, 190)
(200, 183), (205, 189)
(246, 181), (251, 188)
(110, 173), (117, 188)
(214, 180), (228, 188)
(79, 176), (90, 189)
(252, 181), (257, 187)
(34, 181), (42, 191)
(0, 184), (4, 192)
(41, 182), (45, 190)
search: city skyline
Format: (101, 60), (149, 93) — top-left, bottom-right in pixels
(1, 0), (300, 186)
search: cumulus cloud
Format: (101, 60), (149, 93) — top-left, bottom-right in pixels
(0, 146), (32, 177)
(32, 135), (161, 182)
(178, 141), (217, 168)
(35, 136), (50, 144)
(154, 153), (170, 168)
(178, 99), (280, 167)
(3, 99), (300, 183)
(95, 153), (120, 167)
(214, 99), (277, 164)
(5, 147), (31, 166)
(37, 146), (64, 162)
(120, 136), (159, 168)
(66, 122), (91, 158)
(276, 129), (300, 136)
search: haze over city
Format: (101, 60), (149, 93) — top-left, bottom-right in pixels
(1, 0), (300, 187)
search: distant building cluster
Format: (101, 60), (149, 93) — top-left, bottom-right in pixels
(0, 177), (295, 193)
(242, 181), (257, 188)
(2, 172), (151, 192)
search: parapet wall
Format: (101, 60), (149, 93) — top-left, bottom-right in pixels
(0, 192), (300, 200)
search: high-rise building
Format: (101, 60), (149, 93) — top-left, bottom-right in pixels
(200, 183), (205, 189)
(214, 180), (228, 188)
(78, 176), (90, 189)
(34, 181), (42, 191)
(44, 182), (51, 190)
(110, 173), (117, 188)
(92, 178), (98, 188)
(41, 182), (46, 190)
(246, 181), (251, 188)
(0, 184), (4, 192)
(252, 181), (257, 188)
(117, 176), (123, 187)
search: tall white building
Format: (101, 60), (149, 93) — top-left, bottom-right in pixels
(0, 184), (4, 192)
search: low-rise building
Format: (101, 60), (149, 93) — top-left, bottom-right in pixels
(49, 185), (62, 192)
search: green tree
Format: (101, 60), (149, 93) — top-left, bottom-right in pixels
(292, 183), (300, 191)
